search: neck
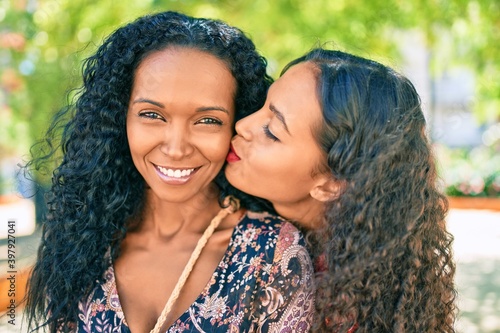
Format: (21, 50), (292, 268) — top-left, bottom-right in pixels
(273, 196), (325, 230)
(137, 187), (223, 237)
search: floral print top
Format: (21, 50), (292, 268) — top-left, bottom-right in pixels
(75, 211), (315, 332)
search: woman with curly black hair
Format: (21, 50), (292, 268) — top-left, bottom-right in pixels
(226, 48), (457, 332)
(25, 11), (315, 333)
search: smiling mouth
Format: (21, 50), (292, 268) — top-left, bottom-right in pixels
(155, 165), (198, 179)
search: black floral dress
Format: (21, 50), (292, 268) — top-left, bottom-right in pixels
(75, 211), (315, 332)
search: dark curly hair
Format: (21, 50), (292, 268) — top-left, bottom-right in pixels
(24, 11), (272, 332)
(284, 49), (457, 332)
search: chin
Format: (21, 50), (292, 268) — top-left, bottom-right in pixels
(226, 175), (254, 197)
(224, 170), (239, 188)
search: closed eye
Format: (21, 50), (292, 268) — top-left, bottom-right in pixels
(263, 124), (280, 142)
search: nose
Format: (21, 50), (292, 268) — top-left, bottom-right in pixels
(159, 123), (193, 160)
(235, 110), (261, 141)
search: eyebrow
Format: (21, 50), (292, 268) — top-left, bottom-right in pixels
(269, 103), (290, 134)
(132, 98), (229, 114)
(132, 98), (164, 108)
(195, 106), (230, 114)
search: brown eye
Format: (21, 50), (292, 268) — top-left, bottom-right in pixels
(139, 111), (165, 121)
(196, 117), (223, 126)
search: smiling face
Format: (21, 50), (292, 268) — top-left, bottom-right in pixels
(127, 47), (236, 204)
(225, 61), (331, 227)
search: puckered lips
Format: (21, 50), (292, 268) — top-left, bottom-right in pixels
(226, 144), (241, 163)
(153, 163), (200, 185)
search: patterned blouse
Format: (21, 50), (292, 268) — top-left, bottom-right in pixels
(75, 211), (315, 332)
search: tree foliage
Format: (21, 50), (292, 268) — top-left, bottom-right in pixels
(1, 0), (498, 165)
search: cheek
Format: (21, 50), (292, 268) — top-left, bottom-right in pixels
(255, 148), (317, 186)
(126, 124), (138, 155)
(247, 148), (293, 186)
(126, 139), (145, 171)
(126, 121), (158, 168)
(199, 130), (233, 162)
(126, 123), (146, 155)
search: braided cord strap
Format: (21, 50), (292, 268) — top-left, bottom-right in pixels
(150, 196), (240, 333)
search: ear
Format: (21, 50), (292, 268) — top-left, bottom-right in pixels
(310, 177), (343, 202)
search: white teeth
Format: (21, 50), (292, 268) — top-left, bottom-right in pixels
(157, 166), (195, 178)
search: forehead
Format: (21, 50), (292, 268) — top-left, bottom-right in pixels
(270, 62), (322, 132)
(131, 47), (237, 111)
(139, 47), (227, 69)
(135, 47), (233, 85)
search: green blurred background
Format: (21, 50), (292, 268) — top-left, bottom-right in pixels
(1, 0), (499, 195)
(1, 0), (499, 332)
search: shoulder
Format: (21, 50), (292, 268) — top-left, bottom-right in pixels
(237, 211), (305, 243)
(235, 211), (309, 261)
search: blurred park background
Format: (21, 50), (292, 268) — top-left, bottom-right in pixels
(0, 0), (499, 332)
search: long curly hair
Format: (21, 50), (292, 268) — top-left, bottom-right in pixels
(24, 11), (272, 332)
(285, 49), (456, 332)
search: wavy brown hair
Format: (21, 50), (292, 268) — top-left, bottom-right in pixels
(285, 49), (457, 332)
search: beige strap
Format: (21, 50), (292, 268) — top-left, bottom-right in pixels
(150, 196), (240, 333)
